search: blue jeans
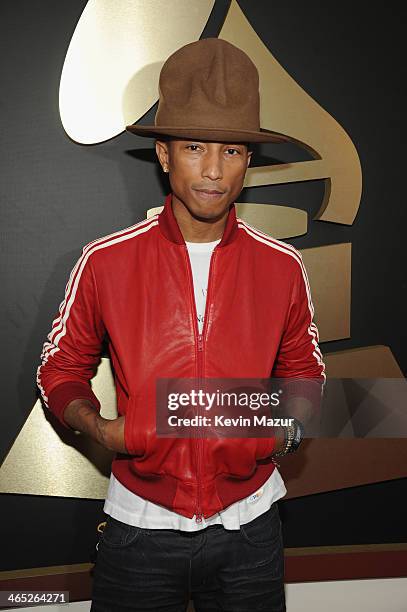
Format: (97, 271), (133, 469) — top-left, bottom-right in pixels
(90, 501), (286, 611)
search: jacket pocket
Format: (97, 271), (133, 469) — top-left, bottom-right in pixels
(205, 436), (276, 479)
(124, 393), (175, 474)
(255, 437), (275, 460)
(205, 438), (260, 478)
(123, 395), (145, 456)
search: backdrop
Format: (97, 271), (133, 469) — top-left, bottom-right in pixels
(1, 0), (406, 579)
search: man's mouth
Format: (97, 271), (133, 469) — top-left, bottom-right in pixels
(193, 188), (225, 199)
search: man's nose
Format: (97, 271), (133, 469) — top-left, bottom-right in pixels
(202, 151), (223, 181)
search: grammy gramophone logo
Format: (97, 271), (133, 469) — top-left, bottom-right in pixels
(0, 0), (402, 500)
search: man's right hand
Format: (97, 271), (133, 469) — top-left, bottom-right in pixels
(95, 414), (128, 454)
(63, 399), (129, 454)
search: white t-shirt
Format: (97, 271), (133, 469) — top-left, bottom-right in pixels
(103, 238), (287, 530)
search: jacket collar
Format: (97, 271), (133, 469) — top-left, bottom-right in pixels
(158, 193), (239, 247)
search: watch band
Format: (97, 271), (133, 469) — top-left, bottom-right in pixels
(272, 418), (304, 458)
(287, 417), (304, 453)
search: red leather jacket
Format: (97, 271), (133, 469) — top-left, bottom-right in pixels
(37, 193), (325, 522)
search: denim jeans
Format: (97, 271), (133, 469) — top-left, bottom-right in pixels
(90, 501), (286, 612)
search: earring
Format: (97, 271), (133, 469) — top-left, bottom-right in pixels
(163, 164), (169, 173)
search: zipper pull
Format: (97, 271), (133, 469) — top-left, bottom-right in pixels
(198, 334), (203, 351)
(195, 512), (203, 524)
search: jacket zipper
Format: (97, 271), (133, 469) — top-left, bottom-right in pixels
(183, 244), (218, 524)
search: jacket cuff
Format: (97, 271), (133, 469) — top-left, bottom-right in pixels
(47, 381), (101, 430)
(279, 377), (324, 423)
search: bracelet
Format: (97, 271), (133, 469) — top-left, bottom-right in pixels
(272, 418), (303, 458)
(273, 424), (294, 457)
(288, 418), (304, 453)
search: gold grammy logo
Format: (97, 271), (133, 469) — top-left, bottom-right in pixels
(1, 0), (403, 501)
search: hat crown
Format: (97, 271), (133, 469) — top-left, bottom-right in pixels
(155, 38), (260, 133)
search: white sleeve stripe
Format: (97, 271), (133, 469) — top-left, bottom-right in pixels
(237, 221), (326, 381)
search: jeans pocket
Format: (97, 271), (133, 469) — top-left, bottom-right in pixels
(100, 516), (141, 549)
(240, 503), (282, 548)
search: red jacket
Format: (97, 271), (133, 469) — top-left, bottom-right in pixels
(37, 193), (325, 522)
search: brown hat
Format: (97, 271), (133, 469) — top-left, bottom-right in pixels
(126, 38), (288, 144)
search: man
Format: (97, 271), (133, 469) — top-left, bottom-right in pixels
(37, 38), (325, 611)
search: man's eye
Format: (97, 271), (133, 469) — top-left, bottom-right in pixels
(186, 144), (200, 151)
(226, 148), (240, 155)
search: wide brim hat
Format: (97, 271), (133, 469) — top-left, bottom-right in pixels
(126, 38), (289, 144)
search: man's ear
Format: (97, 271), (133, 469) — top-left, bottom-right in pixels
(155, 140), (169, 170)
(247, 150), (253, 167)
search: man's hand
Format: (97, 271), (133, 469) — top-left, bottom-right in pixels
(272, 426), (286, 455)
(95, 414), (128, 453)
(63, 399), (129, 454)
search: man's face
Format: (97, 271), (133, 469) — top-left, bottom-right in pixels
(155, 139), (252, 221)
